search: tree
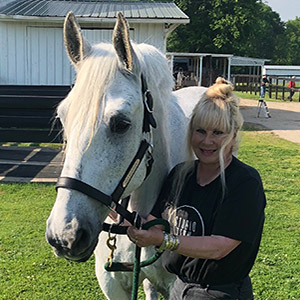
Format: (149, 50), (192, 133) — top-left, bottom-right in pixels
(167, 1), (215, 52)
(167, 0), (286, 62)
(250, 2), (286, 63)
(284, 18), (300, 65)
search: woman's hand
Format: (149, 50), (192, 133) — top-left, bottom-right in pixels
(127, 225), (164, 248)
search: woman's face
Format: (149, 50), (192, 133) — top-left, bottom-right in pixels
(191, 127), (235, 166)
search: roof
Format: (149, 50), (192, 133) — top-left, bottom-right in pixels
(167, 52), (269, 67)
(0, 0), (189, 23)
(167, 52), (233, 58)
(264, 65), (300, 70)
(230, 56), (270, 66)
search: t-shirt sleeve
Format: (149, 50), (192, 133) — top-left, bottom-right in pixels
(212, 176), (266, 244)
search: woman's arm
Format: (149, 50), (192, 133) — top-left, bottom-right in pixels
(176, 235), (240, 260)
(127, 218), (241, 261)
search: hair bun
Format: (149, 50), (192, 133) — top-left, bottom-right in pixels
(215, 77), (227, 85)
(205, 77), (234, 100)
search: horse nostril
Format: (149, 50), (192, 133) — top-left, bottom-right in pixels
(46, 225), (95, 259)
(72, 229), (91, 253)
(46, 234), (64, 252)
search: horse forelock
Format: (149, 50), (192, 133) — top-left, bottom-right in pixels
(59, 43), (118, 146)
(59, 42), (173, 149)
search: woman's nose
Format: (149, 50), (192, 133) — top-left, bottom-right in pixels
(203, 133), (214, 144)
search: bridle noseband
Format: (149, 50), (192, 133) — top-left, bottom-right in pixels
(56, 74), (156, 226)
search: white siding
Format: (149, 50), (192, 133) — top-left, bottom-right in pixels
(83, 28), (114, 45)
(0, 20), (165, 85)
(26, 26), (74, 85)
(134, 23), (165, 52)
(0, 22), (27, 85)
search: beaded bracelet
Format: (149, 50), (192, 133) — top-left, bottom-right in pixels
(156, 232), (169, 253)
(156, 232), (180, 252)
(166, 234), (180, 251)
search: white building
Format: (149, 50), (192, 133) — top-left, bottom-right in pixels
(0, 0), (189, 86)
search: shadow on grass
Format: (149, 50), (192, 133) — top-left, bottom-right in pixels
(242, 122), (267, 131)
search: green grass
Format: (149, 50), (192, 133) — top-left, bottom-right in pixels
(235, 91), (281, 102)
(0, 142), (63, 149)
(235, 90), (300, 102)
(239, 131), (300, 300)
(0, 184), (101, 300)
(0, 131), (300, 299)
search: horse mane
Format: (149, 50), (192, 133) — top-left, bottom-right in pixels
(59, 41), (174, 147)
(133, 43), (174, 107)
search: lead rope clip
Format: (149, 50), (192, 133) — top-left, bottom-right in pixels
(106, 230), (117, 267)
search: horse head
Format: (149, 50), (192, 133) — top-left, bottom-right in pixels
(46, 12), (172, 262)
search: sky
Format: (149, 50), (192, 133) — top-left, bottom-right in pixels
(265, 0), (300, 22)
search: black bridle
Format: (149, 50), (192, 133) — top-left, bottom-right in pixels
(56, 74), (157, 227)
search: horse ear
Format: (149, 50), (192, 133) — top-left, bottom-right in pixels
(113, 12), (136, 73)
(64, 11), (92, 65)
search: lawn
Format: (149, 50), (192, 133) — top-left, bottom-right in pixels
(0, 131), (299, 299)
(235, 89), (300, 102)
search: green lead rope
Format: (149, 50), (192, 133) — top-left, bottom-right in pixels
(131, 219), (170, 300)
(132, 245), (142, 300)
(104, 218), (170, 300)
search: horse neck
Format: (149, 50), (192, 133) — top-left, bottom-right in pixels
(127, 45), (175, 216)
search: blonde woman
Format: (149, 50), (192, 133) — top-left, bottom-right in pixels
(127, 78), (266, 300)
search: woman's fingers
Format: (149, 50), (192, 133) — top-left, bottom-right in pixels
(126, 226), (135, 242)
(126, 225), (164, 248)
(127, 226), (147, 246)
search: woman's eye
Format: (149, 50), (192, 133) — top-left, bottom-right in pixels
(196, 129), (206, 134)
(213, 130), (224, 136)
(109, 115), (131, 134)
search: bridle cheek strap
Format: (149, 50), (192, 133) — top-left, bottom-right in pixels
(56, 177), (112, 207)
(56, 139), (150, 225)
(55, 74), (156, 226)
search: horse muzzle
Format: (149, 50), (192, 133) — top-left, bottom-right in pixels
(46, 219), (100, 262)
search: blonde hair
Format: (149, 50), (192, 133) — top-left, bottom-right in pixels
(60, 44), (118, 150)
(58, 42), (173, 151)
(172, 77), (244, 212)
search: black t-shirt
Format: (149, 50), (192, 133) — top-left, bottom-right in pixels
(261, 77), (269, 86)
(151, 156), (266, 286)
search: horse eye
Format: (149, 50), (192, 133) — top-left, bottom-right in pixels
(109, 115), (131, 134)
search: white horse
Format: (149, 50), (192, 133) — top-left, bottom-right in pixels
(46, 12), (206, 300)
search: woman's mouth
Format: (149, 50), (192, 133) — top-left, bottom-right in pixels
(201, 149), (216, 156)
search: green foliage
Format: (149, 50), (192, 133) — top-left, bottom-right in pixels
(167, 0), (296, 65)
(284, 18), (300, 65)
(0, 133), (300, 299)
(250, 3), (286, 62)
(208, 0), (259, 54)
